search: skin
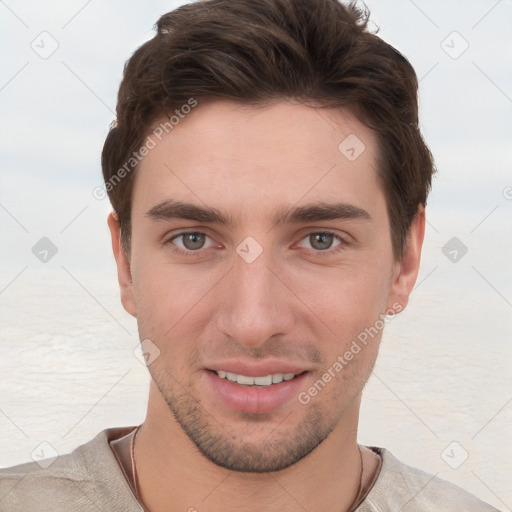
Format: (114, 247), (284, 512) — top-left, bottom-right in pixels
(108, 100), (425, 512)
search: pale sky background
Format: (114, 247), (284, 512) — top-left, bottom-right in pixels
(0, 0), (511, 509)
(0, 0), (511, 273)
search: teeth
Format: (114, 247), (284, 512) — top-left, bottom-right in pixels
(236, 374), (255, 385)
(216, 371), (297, 386)
(272, 374), (284, 384)
(254, 375), (273, 386)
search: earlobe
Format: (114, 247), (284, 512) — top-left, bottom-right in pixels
(387, 207), (425, 312)
(107, 212), (137, 318)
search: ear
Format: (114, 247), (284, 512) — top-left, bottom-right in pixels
(107, 212), (136, 318)
(387, 207), (425, 312)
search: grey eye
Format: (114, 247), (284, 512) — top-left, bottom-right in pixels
(179, 233), (206, 250)
(309, 233), (335, 251)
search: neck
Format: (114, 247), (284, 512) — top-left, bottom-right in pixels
(133, 383), (374, 512)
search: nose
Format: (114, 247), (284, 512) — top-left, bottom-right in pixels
(216, 247), (296, 348)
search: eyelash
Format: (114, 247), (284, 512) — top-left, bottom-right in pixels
(165, 231), (349, 257)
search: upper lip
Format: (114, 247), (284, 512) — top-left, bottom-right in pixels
(205, 360), (308, 377)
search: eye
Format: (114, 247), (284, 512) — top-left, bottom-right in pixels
(298, 232), (344, 252)
(168, 232), (215, 254)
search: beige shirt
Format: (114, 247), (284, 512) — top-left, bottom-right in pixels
(0, 426), (500, 511)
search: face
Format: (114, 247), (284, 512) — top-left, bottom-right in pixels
(109, 100), (423, 473)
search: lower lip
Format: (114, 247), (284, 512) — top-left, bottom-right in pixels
(205, 370), (308, 414)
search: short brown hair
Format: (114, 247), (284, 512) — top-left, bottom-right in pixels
(102, 0), (435, 258)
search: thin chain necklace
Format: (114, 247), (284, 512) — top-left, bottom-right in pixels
(350, 444), (365, 511)
(130, 425), (364, 511)
(131, 425), (144, 509)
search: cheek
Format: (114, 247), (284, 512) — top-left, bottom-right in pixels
(302, 268), (389, 392)
(290, 260), (392, 337)
(131, 260), (221, 349)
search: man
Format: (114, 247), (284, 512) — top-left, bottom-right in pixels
(0, 0), (500, 510)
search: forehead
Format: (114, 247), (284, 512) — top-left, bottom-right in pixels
(133, 100), (384, 223)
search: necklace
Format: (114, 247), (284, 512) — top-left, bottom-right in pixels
(349, 445), (365, 511)
(130, 426), (364, 511)
(131, 425), (142, 504)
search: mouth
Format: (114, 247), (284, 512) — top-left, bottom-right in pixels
(204, 368), (309, 414)
(214, 370), (298, 387)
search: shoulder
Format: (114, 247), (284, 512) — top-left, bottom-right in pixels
(0, 426), (140, 512)
(359, 448), (500, 512)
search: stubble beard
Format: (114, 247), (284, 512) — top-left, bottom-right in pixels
(152, 368), (335, 473)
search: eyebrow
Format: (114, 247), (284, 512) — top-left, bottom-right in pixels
(275, 202), (371, 225)
(145, 199), (371, 227)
